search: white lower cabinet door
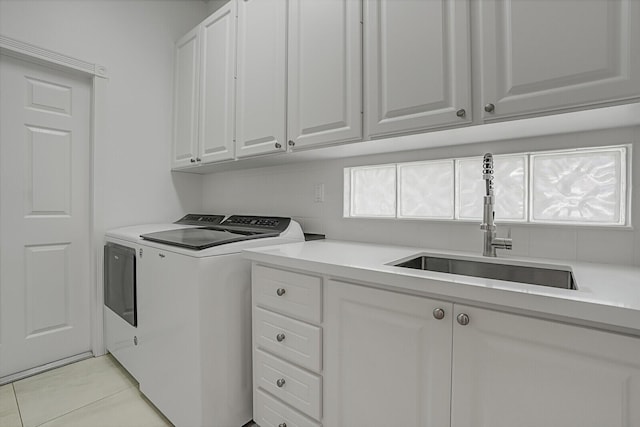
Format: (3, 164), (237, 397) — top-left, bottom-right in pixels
(451, 305), (640, 427)
(324, 280), (453, 427)
(255, 389), (321, 427)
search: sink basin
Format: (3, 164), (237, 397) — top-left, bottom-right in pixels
(393, 255), (577, 290)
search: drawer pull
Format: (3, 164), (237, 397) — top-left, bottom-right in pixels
(276, 288), (286, 296)
(276, 333), (286, 342)
(276, 378), (286, 388)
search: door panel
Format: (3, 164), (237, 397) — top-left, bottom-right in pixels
(0, 54), (91, 377)
(172, 27), (200, 168)
(479, 0), (640, 119)
(324, 280), (453, 427)
(451, 305), (640, 427)
(235, 0), (287, 158)
(287, 0), (362, 149)
(365, 0), (471, 137)
(199, 2), (236, 164)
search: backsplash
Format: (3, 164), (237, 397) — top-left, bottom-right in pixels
(202, 126), (640, 267)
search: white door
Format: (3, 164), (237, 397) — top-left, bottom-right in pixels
(478, 0), (640, 120)
(199, 1), (237, 164)
(287, 0), (362, 150)
(364, 0), (471, 138)
(172, 27), (200, 168)
(451, 305), (640, 427)
(324, 280), (453, 427)
(235, 0), (287, 159)
(0, 54), (91, 377)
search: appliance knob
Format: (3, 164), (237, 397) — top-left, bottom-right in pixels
(276, 378), (286, 388)
(196, 157), (201, 162)
(139, 248), (143, 258)
(484, 103), (495, 113)
(190, 158), (196, 163)
(276, 333), (286, 342)
(457, 313), (470, 326)
(288, 140), (295, 147)
(276, 288), (286, 296)
(433, 308), (445, 320)
(159, 253), (165, 258)
(456, 108), (466, 118)
(279, 424), (287, 427)
(275, 142), (282, 149)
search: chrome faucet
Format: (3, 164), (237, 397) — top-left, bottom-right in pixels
(480, 153), (513, 257)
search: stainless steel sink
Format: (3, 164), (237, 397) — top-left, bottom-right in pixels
(393, 255), (577, 290)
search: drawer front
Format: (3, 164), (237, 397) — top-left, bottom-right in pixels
(255, 349), (322, 420)
(254, 307), (322, 372)
(255, 388), (321, 427)
(253, 265), (322, 324)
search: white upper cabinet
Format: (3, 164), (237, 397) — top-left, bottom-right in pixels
(287, 0), (362, 150)
(451, 305), (640, 427)
(478, 0), (640, 120)
(364, 0), (471, 138)
(198, 2), (236, 164)
(172, 27), (200, 169)
(235, 0), (287, 159)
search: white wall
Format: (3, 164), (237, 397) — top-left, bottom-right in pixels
(202, 126), (640, 267)
(0, 0), (208, 228)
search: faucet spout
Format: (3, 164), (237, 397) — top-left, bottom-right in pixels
(480, 153), (512, 257)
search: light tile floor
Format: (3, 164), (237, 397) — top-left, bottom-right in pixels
(0, 355), (172, 427)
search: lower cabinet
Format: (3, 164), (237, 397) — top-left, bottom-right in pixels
(450, 304), (640, 427)
(252, 266), (640, 427)
(252, 264), (324, 426)
(324, 279), (453, 427)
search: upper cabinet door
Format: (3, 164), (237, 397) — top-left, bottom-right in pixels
(198, 2), (237, 164)
(364, 0), (471, 139)
(235, 0), (287, 159)
(478, 0), (640, 120)
(172, 27), (200, 168)
(287, 0), (362, 150)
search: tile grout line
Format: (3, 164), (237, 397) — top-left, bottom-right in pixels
(30, 384), (136, 427)
(12, 383), (25, 427)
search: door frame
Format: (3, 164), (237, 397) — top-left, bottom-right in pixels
(0, 34), (108, 361)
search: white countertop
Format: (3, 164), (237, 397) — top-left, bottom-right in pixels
(243, 240), (640, 335)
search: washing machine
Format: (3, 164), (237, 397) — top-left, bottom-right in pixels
(104, 214), (304, 427)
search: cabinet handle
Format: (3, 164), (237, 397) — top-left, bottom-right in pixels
(433, 308), (445, 320)
(276, 288), (286, 296)
(196, 157), (201, 162)
(288, 140), (295, 147)
(278, 423), (287, 427)
(275, 142), (282, 149)
(276, 378), (286, 388)
(190, 158), (196, 163)
(159, 253), (165, 258)
(484, 103), (495, 113)
(133, 336), (138, 346)
(276, 333), (286, 342)
(456, 108), (466, 118)
(457, 313), (470, 326)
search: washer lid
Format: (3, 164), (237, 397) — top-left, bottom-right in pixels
(139, 215), (292, 250)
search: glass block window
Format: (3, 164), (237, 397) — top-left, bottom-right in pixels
(343, 145), (629, 226)
(398, 160), (454, 219)
(345, 164), (396, 217)
(456, 155), (527, 221)
(530, 147), (627, 225)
